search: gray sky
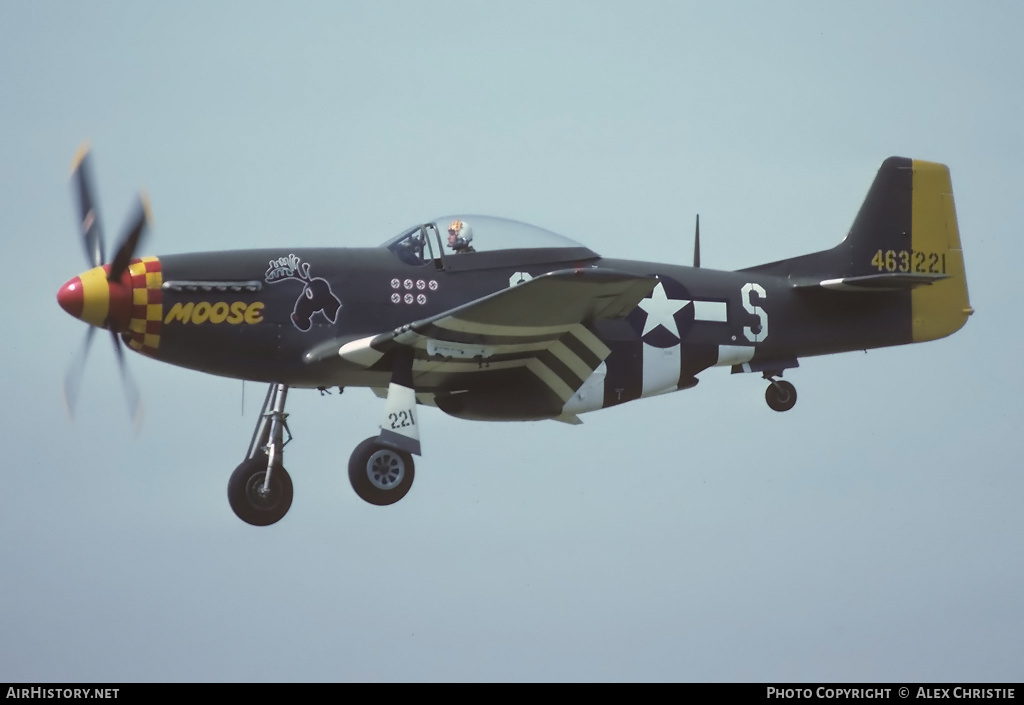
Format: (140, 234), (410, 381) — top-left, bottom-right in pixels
(2, 0), (1021, 682)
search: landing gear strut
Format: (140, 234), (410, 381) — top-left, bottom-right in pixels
(228, 383), (294, 526)
(227, 353), (424, 523)
(764, 375), (797, 412)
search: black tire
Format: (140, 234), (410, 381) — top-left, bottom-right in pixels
(227, 454), (294, 526)
(348, 437), (415, 506)
(765, 380), (797, 412)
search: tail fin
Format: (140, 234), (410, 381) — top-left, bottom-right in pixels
(749, 157), (973, 342)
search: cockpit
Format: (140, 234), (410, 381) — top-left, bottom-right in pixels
(381, 215), (598, 270)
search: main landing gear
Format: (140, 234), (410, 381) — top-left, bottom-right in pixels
(228, 384), (294, 526)
(348, 349), (419, 506)
(227, 354), (422, 525)
(764, 374), (797, 412)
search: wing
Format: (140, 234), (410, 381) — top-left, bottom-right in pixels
(311, 268), (657, 413)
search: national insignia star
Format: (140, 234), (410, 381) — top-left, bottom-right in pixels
(637, 282), (690, 338)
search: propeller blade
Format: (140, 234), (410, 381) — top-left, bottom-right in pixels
(63, 325), (96, 418)
(110, 330), (143, 428)
(64, 145), (148, 429)
(107, 193), (150, 282)
(70, 142), (105, 268)
(693, 214), (701, 268)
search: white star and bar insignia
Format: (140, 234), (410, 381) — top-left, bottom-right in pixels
(636, 281), (729, 342)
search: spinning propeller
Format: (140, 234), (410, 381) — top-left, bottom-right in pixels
(57, 144), (151, 425)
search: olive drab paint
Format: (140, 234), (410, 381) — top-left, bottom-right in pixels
(57, 153), (972, 526)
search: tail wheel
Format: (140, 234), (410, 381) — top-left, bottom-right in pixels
(349, 438), (415, 506)
(227, 454), (293, 526)
(765, 380), (797, 412)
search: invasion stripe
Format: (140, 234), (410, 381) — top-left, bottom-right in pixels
(560, 328), (605, 370)
(525, 359), (575, 402)
(548, 339), (596, 383)
(402, 330), (602, 392)
(536, 349), (585, 392)
(570, 324), (611, 360)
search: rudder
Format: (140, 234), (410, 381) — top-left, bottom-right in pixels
(908, 159), (972, 342)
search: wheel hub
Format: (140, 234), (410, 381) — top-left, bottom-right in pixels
(245, 472), (280, 509)
(367, 449), (405, 490)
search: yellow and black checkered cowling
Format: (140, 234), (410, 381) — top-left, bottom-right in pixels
(125, 256), (162, 355)
(56, 256), (164, 356)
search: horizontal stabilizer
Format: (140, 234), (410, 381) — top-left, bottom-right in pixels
(804, 272), (950, 292)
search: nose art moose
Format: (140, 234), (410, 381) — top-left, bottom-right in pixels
(265, 254), (341, 331)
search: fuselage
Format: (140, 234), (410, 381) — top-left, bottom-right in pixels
(58, 234), (917, 418)
(62, 170), (974, 422)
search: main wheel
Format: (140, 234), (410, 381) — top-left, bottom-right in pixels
(227, 454), (294, 526)
(348, 437), (415, 506)
(765, 380), (797, 412)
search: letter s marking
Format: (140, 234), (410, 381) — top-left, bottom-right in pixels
(742, 283), (768, 343)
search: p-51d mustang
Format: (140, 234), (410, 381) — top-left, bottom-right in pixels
(57, 148), (972, 526)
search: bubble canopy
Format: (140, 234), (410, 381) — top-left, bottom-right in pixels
(382, 215), (595, 266)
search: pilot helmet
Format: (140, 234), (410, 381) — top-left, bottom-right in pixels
(447, 219), (473, 251)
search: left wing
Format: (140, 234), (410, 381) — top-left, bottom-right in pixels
(311, 268), (657, 405)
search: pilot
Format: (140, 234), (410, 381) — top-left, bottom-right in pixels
(447, 219), (476, 253)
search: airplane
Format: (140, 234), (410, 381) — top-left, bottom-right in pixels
(57, 147), (973, 526)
